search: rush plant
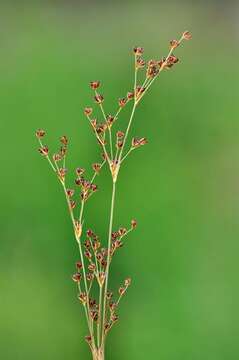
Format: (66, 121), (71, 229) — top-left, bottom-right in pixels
(35, 31), (191, 360)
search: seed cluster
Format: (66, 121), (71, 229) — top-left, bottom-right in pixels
(35, 31), (191, 357)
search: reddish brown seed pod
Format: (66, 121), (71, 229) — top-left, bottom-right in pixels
(117, 131), (124, 139)
(127, 91), (134, 100)
(92, 163), (101, 174)
(132, 137), (148, 148)
(119, 287), (125, 296)
(91, 184), (98, 192)
(72, 273), (82, 282)
(106, 115), (115, 128)
(118, 98), (127, 108)
(78, 292), (87, 304)
(118, 227), (127, 236)
(58, 167), (67, 181)
(84, 107), (93, 116)
(60, 135), (68, 145)
(85, 335), (92, 344)
(170, 39), (180, 49)
(84, 250), (92, 260)
(88, 263), (96, 272)
(86, 273), (94, 282)
(36, 129), (45, 138)
(76, 167), (85, 176)
(136, 57), (146, 69)
(124, 278), (131, 287)
(38, 146), (49, 156)
(76, 261), (83, 270)
(52, 153), (61, 162)
(70, 200), (76, 209)
(66, 189), (74, 197)
(90, 80), (100, 89)
(94, 94), (104, 104)
(133, 46), (144, 55)
(182, 31), (192, 40)
(131, 219), (137, 229)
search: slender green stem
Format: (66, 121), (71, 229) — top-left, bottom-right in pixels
(97, 285), (103, 348)
(101, 181), (116, 346)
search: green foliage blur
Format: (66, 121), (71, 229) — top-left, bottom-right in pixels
(0, 1), (238, 359)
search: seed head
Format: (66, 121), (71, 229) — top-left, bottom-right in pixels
(85, 335), (92, 344)
(84, 250), (92, 260)
(92, 163), (101, 174)
(182, 31), (192, 40)
(60, 135), (68, 146)
(36, 129), (46, 138)
(38, 146), (49, 156)
(170, 39), (180, 49)
(88, 263), (96, 272)
(133, 46), (144, 55)
(132, 137), (148, 148)
(58, 167), (67, 181)
(119, 286), (126, 296)
(90, 80), (100, 89)
(117, 131), (124, 139)
(131, 219), (137, 229)
(124, 277), (131, 287)
(127, 91), (134, 100)
(84, 107), (93, 116)
(52, 153), (61, 162)
(78, 292), (87, 304)
(94, 94), (104, 104)
(119, 98), (127, 108)
(136, 57), (145, 69)
(70, 200), (76, 209)
(107, 291), (113, 300)
(66, 189), (74, 197)
(76, 261), (83, 270)
(86, 273), (94, 282)
(72, 273), (82, 282)
(106, 115), (115, 128)
(76, 167), (85, 176)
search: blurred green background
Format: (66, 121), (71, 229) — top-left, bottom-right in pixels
(0, 0), (238, 359)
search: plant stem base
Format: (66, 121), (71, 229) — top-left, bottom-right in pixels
(92, 348), (104, 360)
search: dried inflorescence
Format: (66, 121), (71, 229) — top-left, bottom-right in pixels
(35, 31), (191, 359)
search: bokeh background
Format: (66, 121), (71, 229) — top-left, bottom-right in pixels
(0, 0), (239, 359)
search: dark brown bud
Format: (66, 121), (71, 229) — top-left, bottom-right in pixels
(36, 129), (45, 138)
(131, 219), (137, 229)
(182, 31), (192, 40)
(136, 57), (145, 69)
(86, 273), (94, 282)
(70, 200), (76, 209)
(85, 335), (92, 344)
(66, 189), (74, 197)
(91, 184), (98, 192)
(170, 39), (180, 49)
(132, 137), (148, 148)
(38, 146), (49, 156)
(124, 277), (131, 287)
(106, 115), (115, 128)
(117, 131), (124, 139)
(88, 263), (96, 272)
(84, 240), (91, 249)
(72, 273), (82, 282)
(90, 81), (100, 89)
(119, 287), (125, 296)
(94, 94), (104, 104)
(87, 229), (94, 238)
(84, 107), (93, 116)
(84, 250), (92, 260)
(118, 98), (127, 108)
(52, 153), (61, 162)
(92, 163), (101, 174)
(107, 291), (113, 300)
(60, 135), (68, 146)
(76, 261), (83, 270)
(133, 46), (144, 55)
(109, 302), (117, 311)
(76, 167), (85, 176)
(167, 55), (179, 65)
(127, 91), (134, 100)
(58, 167), (67, 181)
(78, 292), (87, 304)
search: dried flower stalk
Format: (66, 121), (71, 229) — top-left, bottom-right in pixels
(35, 31), (191, 360)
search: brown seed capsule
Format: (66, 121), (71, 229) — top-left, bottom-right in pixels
(86, 273), (94, 282)
(118, 98), (127, 108)
(106, 115), (115, 128)
(92, 163), (101, 174)
(88, 263), (96, 272)
(90, 81), (100, 89)
(72, 273), (82, 282)
(84, 250), (92, 260)
(170, 39), (180, 49)
(66, 189), (74, 197)
(70, 200), (76, 209)
(52, 153), (61, 162)
(182, 31), (192, 40)
(38, 146), (49, 156)
(78, 292), (87, 304)
(107, 291), (113, 300)
(118, 227), (127, 236)
(84, 107), (93, 116)
(94, 94), (104, 104)
(132, 137), (148, 148)
(167, 55), (179, 65)
(124, 278), (131, 287)
(133, 46), (144, 55)
(76, 167), (85, 176)
(36, 129), (45, 138)
(109, 302), (117, 311)
(58, 167), (67, 181)
(136, 57), (145, 69)
(117, 131), (124, 139)
(111, 313), (119, 323)
(76, 261), (83, 270)
(85, 335), (92, 344)
(60, 135), (68, 145)
(131, 219), (137, 229)
(91, 184), (98, 192)
(127, 91), (134, 100)
(119, 287), (125, 296)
